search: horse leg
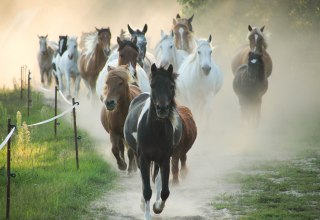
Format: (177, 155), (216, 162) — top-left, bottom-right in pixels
(47, 70), (52, 86)
(65, 72), (71, 100)
(40, 69), (45, 86)
(57, 70), (64, 93)
(74, 75), (81, 98)
(110, 134), (127, 170)
(153, 159), (170, 214)
(139, 157), (152, 220)
(180, 153), (189, 179)
(171, 153), (180, 185)
(127, 147), (136, 174)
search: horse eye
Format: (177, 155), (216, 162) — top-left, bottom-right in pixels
(119, 82), (123, 86)
(210, 50), (212, 54)
(170, 45), (173, 49)
(170, 85), (174, 90)
(197, 51), (200, 54)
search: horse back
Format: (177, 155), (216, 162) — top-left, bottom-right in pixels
(174, 105), (197, 155)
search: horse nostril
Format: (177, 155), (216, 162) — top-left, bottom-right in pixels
(202, 66), (211, 74)
(156, 105), (161, 111)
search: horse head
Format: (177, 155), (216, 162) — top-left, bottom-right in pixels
(127, 24), (148, 65)
(117, 36), (139, 70)
(248, 25), (266, 54)
(103, 65), (132, 111)
(66, 37), (78, 60)
(58, 35), (68, 56)
(38, 35), (48, 55)
(96, 27), (112, 58)
(247, 51), (264, 79)
(150, 64), (178, 119)
(175, 13), (194, 32)
(172, 18), (192, 52)
(196, 35), (213, 75)
(158, 30), (175, 68)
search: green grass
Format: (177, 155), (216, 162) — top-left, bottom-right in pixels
(213, 124), (320, 219)
(0, 88), (117, 219)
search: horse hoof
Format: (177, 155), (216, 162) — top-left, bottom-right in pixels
(153, 201), (164, 214)
(172, 178), (180, 186)
(117, 161), (127, 171)
(180, 167), (189, 179)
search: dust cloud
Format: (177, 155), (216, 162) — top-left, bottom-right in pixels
(2, 0), (320, 219)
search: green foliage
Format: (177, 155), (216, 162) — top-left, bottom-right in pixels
(0, 88), (117, 219)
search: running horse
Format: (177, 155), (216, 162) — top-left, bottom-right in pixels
(172, 14), (196, 53)
(231, 25), (272, 78)
(124, 64), (197, 220)
(100, 65), (141, 172)
(37, 35), (58, 86)
(78, 27), (112, 99)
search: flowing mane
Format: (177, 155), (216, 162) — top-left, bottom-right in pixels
(105, 66), (134, 85)
(79, 31), (98, 56)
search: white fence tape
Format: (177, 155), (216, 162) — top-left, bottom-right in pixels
(18, 103), (79, 128)
(58, 90), (72, 105)
(0, 127), (16, 151)
(39, 86), (54, 93)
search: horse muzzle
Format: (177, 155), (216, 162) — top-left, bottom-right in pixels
(68, 54), (74, 60)
(202, 66), (211, 75)
(105, 99), (117, 111)
(103, 48), (110, 57)
(155, 104), (170, 119)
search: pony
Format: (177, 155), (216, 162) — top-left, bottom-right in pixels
(172, 14), (196, 53)
(124, 64), (197, 219)
(37, 35), (58, 86)
(176, 35), (223, 124)
(100, 65), (141, 172)
(155, 30), (188, 73)
(233, 51), (268, 128)
(96, 37), (150, 100)
(55, 37), (81, 99)
(52, 35), (68, 85)
(78, 27), (112, 99)
(231, 25), (273, 78)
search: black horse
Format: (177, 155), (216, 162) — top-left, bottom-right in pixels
(233, 51), (268, 127)
(124, 64), (182, 220)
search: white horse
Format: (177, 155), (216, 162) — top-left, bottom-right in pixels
(37, 35), (58, 86)
(176, 35), (223, 124)
(154, 30), (188, 73)
(56, 37), (81, 99)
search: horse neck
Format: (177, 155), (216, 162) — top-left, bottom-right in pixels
(147, 97), (175, 127)
(94, 44), (107, 64)
(116, 86), (131, 115)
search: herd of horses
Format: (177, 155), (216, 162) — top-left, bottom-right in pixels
(36, 14), (272, 220)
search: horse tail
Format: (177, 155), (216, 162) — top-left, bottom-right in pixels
(151, 162), (160, 183)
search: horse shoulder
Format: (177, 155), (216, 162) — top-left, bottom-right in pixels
(129, 85), (142, 101)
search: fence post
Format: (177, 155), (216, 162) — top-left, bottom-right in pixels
(20, 66), (23, 99)
(27, 71), (32, 117)
(72, 98), (79, 170)
(54, 86), (58, 137)
(6, 119), (12, 220)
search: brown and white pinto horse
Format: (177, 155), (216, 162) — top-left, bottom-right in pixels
(100, 65), (141, 172)
(78, 27), (111, 99)
(231, 25), (273, 78)
(172, 14), (196, 53)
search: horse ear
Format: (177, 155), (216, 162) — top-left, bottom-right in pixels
(248, 25), (253, 31)
(161, 30), (165, 38)
(173, 18), (176, 25)
(117, 36), (122, 46)
(208, 34), (212, 43)
(45, 34), (48, 38)
(188, 14), (194, 23)
(167, 64), (173, 74)
(151, 63), (158, 73)
(142, 24), (148, 34)
(128, 24), (134, 34)
(176, 13), (181, 19)
(132, 36), (137, 45)
(107, 65), (115, 72)
(260, 26), (265, 32)
(95, 27), (100, 32)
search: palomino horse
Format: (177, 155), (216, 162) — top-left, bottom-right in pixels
(100, 65), (141, 172)
(233, 51), (268, 128)
(127, 24), (156, 77)
(78, 27), (112, 99)
(177, 35), (223, 124)
(96, 37), (150, 100)
(52, 35), (68, 85)
(172, 14), (196, 53)
(124, 64), (197, 220)
(37, 35), (58, 86)
(231, 25), (272, 78)
(155, 30), (188, 73)
(56, 37), (81, 99)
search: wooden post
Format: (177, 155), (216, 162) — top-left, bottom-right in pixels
(54, 86), (58, 137)
(27, 71), (32, 117)
(6, 119), (12, 220)
(72, 98), (79, 170)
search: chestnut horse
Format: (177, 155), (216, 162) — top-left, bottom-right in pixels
(79, 27), (111, 99)
(100, 65), (141, 172)
(231, 25), (272, 78)
(172, 14), (196, 53)
(124, 64), (197, 219)
(233, 51), (268, 128)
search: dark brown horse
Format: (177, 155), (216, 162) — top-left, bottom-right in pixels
(172, 14), (195, 53)
(233, 51), (268, 127)
(100, 65), (141, 172)
(79, 27), (111, 99)
(231, 25), (272, 78)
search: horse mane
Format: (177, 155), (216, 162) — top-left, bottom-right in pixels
(106, 66), (134, 85)
(79, 31), (98, 55)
